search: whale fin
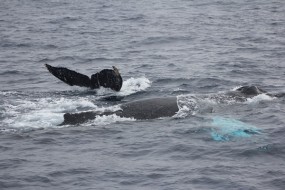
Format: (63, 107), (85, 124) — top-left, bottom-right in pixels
(91, 66), (123, 91)
(45, 64), (91, 88)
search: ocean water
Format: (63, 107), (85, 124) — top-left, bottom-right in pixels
(1, 0), (285, 189)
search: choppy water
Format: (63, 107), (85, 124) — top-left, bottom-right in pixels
(1, 0), (285, 189)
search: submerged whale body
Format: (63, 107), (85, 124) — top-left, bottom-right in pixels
(60, 86), (282, 125)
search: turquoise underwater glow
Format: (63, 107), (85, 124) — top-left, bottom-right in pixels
(211, 117), (261, 141)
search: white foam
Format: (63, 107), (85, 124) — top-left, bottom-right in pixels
(174, 94), (199, 118)
(118, 77), (151, 96)
(0, 91), (18, 96)
(87, 114), (136, 126)
(94, 76), (151, 96)
(94, 105), (122, 113)
(232, 86), (243, 91)
(2, 97), (98, 129)
(246, 94), (275, 104)
(173, 92), (275, 118)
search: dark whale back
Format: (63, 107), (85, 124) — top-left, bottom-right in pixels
(236, 86), (265, 96)
(118, 97), (179, 120)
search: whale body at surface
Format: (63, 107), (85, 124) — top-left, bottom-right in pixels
(60, 86), (283, 125)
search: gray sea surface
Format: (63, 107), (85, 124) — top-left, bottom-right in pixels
(1, 0), (285, 189)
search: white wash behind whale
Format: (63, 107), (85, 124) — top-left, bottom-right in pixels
(175, 91), (275, 118)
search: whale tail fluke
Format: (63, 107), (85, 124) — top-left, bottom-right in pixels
(45, 64), (123, 91)
(91, 66), (122, 91)
(45, 64), (91, 88)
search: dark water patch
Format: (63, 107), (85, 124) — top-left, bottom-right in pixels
(270, 22), (282, 26)
(190, 77), (235, 92)
(79, 57), (128, 63)
(135, 64), (153, 69)
(38, 56), (80, 64)
(167, 63), (176, 67)
(0, 158), (28, 170)
(170, 89), (190, 95)
(119, 149), (154, 158)
(166, 143), (196, 154)
(270, 126), (285, 139)
(258, 169), (285, 190)
(238, 143), (285, 159)
(0, 70), (21, 75)
(38, 58), (53, 63)
(48, 168), (92, 178)
(98, 14), (146, 22)
(1, 131), (33, 140)
(0, 145), (11, 152)
(24, 175), (52, 184)
(48, 56), (77, 62)
(185, 176), (252, 190)
(122, 14), (146, 21)
(16, 43), (34, 48)
(0, 179), (23, 189)
(102, 170), (146, 183)
(265, 178), (285, 190)
(146, 173), (165, 179)
(139, 36), (193, 46)
(230, 68), (268, 77)
(52, 90), (96, 97)
(148, 54), (169, 60)
(38, 130), (64, 137)
(33, 137), (58, 145)
(39, 56), (128, 65)
(171, 126), (210, 139)
(43, 44), (58, 49)
(154, 78), (193, 85)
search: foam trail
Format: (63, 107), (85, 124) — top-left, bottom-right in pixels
(1, 77), (151, 130)
(246, 94), (275, 104)
(87, 114), (136, 126)
(2, 97), (98, 129)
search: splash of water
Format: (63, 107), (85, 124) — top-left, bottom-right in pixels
(118, 76), (151, 96)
